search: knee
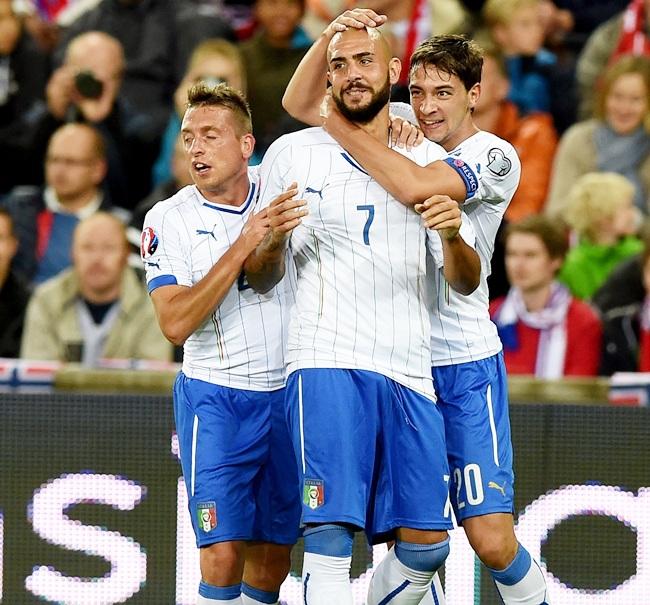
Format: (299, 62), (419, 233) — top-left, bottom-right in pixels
(303, 523), (354, 557)
(395, 537), (450, 573)
(245, 548), (292, 589)
(200, 542), (244, 584)
(472, 533), (518, 570)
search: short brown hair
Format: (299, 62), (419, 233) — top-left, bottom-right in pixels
(409, 35), (483, 92)
(505, 215), (569, 260)
(186, 82), (253, 136)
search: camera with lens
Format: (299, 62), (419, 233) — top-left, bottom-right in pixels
(74, 71), (104, 99)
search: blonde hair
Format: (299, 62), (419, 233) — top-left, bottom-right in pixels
(187, 38), (246, 94)
(564, 172), (635, 239)
(482, 0), (539, 27)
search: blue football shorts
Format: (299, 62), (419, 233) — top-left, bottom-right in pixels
(432, 352), (515, 522)
(173, 372), (301, 547)
(285, 368), (452, 543)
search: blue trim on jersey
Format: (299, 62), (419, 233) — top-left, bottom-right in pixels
(202, 181), (257, 214)
(443, 157), (479, 199)
(147, 274), (178, 293)
(378, 580), (411, 605)
(341, 152), (369, 175)
(199, 581), (240, 599)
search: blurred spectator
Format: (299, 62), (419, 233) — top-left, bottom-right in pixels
(22, 31), (159, 209)
(152, 38), (246, 187)
(490, 215), (602, 377)
(558, 172), (643, 300)
(2, 123), (111, 286)
(482, 0), (557, 115)
(0, 0), (50, 194)
(21, 212), (172, 364)
(129, 133), (193, 258)
(576, 0), (650, 119)
(546, 55), (650, 216)
(0, 208), (29, 358)
(53, 0), (234, 128)
(240, 0), (310, 154)
(598, 245), (650, 374)
(474, 44), (558, 221)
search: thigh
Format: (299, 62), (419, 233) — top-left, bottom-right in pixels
(253, 388), (302, 545)
(433, 353), (514, 523)
(174, 374), (271, 546)
(373, 381), (452, 543)
(285, 368), (382, 529)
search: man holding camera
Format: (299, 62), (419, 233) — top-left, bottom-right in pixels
(19, 31), (160, 210)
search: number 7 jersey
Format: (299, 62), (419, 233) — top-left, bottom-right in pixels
(259, 127), (455, 400)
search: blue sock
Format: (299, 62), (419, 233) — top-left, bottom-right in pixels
(198, 580), (241, 602)
(241, 582), (279, 604)
(489, 544), (531, 585)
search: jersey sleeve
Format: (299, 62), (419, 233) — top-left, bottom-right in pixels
(141, 202), (192, 294)
(257, 135), (296, 210)
(473, 140), (522, 207)
(426, 210), (477, 269)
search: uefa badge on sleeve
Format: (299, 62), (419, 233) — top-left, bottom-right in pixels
(303, 479), (324, 510)
(197, 501), (217, 532)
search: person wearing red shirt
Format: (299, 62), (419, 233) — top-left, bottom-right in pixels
(490, 215), (603, 377)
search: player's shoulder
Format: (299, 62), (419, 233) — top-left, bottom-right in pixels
(144, 185), (197, 225)
(269, 126), (335, 150)
(406, 137), (447, 164)
(454, 131), (520, 180)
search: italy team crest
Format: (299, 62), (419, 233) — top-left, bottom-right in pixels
(197, 501), (217, 532)
(303, 479), (324, 510)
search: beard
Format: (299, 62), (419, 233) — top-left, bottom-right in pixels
(333, 76), (391, 124)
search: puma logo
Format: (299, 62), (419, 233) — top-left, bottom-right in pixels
(305, 186), (324, 200)
(196, 225), (218, 240)
(488, 481), (507, 498)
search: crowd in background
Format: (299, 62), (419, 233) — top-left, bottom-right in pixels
(2, 0), (650, 377)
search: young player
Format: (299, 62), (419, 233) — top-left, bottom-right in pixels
(142, 83), (300, 605)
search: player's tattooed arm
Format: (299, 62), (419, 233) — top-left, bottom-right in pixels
(150, 209), (270, 346)
(416, 195), (480, 295)
(282, 8), (386, 126)
(245, 183), (307, 294)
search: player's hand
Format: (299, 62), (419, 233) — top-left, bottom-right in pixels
(415, 195), (462, 240)
(324, 8), (387, 38)
(389, 115), (424, 150)
(238, 208), (270, 255)
(267, 182), (308, 247)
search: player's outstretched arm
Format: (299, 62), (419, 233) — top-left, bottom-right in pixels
(150, 209), (270, 346)
(322, 98), (471, 205)
(245, 184), (307, 294)
(282, 8), (386, 126)
(417, 195), (480, 295)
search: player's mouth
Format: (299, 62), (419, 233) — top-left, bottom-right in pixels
(344, 86), (371, 100)
(192, 162), (211, 175)
(420, 118), (445, 131)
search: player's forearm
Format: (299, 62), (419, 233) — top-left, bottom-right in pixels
(244, 232), (288, 294)
(282, 32), (331, 126)
(440, 235), (481, 296)
(324, 116), (467, 204)
(155, 241), (250, 346)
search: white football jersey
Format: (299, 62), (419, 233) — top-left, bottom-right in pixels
(258, 127), (476, 399)
(427, 130), (521, 365)
(141, 169), (290, 391)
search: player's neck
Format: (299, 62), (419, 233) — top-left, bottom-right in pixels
(441, 118), (480, 152)
(520, 283), (553, 313)
(356, 108), (391, 144)
(199, 171), (251, 207)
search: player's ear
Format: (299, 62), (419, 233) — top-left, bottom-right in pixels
(468, 82), (480, 111)
(240, 133), (255, 160)
(389, 58), (401, 85)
